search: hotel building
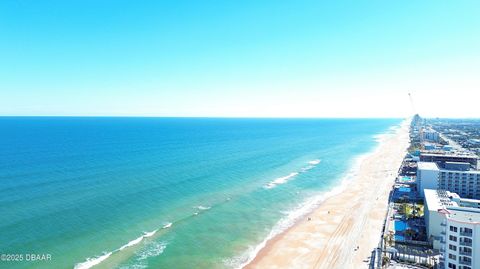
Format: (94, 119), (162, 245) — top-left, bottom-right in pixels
(424, 189), (480, 269)
(417, 162), (480, 199)
(419, 153), (478, 168)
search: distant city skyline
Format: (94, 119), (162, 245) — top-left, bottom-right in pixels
(1, 1), (479, 118)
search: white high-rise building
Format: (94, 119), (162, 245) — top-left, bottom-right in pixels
(417, 162), (480, 199)
(417, 162), (440, 197)
(423, 128), (440, 142)
(424, 189), (480, 269)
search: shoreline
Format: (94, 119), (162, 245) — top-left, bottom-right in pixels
(244, 120), (410, 269)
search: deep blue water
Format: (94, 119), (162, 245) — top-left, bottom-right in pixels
(0, 117), (401, 269)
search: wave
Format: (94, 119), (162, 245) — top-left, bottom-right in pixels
(118, 228), (159, 251)
(265, 159), (321, 189)
(196, 205), (211, 211)
(119, 236), (144, 251)
(117, 241), (168, 269)
(264, 172), (298, 189)
(227, 153), (371, 268)
(74, 252), (113, 269)
(75, 227), (166, 269)
(137, 241), (167, 261)
(143, 229), (158, 238)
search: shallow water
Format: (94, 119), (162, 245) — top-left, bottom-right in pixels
(0, 117), (401, 269)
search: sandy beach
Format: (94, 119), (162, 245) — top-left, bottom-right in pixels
(245, 121), (410, 269)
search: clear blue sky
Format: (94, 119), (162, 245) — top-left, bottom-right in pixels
(1, 1), (479, 117)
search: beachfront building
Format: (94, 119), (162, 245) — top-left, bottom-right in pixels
(424, 189), (480, 269)
(423, 128), (440, 142)
(419, 152), (478, 168)
(417, 162), (440, 197)
(417, 162), (480, 199)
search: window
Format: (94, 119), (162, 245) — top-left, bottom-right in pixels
(448, 253), (456, 260)
(464, 228), (472, 233)
(449, 235), (457, 241)
(449, 244), (457, 251)
(461, 256), (472, 263)
(462, 247), (472, 254)
(450, 226), (458, 232)
(448, 263), (456, 269)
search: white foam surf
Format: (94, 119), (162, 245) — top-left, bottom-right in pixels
(75, 227), (167, 269)
(197, 205), (211, 211)
(143, 229), (158, 238)
(264, 172), (299, 189)
(116, 241), (168, 269)
(137, 241), (167, 261)
(119, 236), (144, 251)
(74, 252), (113, 269)
(118, 228), (159, 251)
(265, 159), (321, 189)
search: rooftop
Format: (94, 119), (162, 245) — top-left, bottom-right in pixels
(424, 189), (453, 212)
(418, 161), (480, 173)
(417, 162), (439, 171)
(420, 152), (478, 158)
(424, 189), (480, 224)
(447, 209), (480, 224)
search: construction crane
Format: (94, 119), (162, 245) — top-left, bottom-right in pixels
(408, 92), (417, 116)
(408, 92), (423, 129)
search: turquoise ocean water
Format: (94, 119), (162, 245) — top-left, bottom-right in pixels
(0, 118), (401, 269)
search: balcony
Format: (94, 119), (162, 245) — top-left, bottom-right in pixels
(440, 222), (446, 227)
(459, 251), (472, 256)
(459, 259), (472, 266)
(460, 231), (473, 237)
(459, 241), (472, 247)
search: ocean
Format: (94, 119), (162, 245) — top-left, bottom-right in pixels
(0, 117), (401, 269)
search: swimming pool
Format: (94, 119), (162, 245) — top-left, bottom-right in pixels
(398, 187), (411, 193)
(394, 220), (409, 241)
(395, 234), (405, 241)
(395, 220), (407, 231)
(399, 176), (414, 182)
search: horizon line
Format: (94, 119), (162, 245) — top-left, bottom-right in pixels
(1, 115), (478, 119)
(0, 115), (410, 119)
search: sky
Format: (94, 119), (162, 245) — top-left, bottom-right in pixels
(1, 0), (479, 118)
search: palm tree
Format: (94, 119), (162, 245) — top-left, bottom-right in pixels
(426, 249), (434, 266)
(405, 228), (415, 240)
(387, 232), (394, 246)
